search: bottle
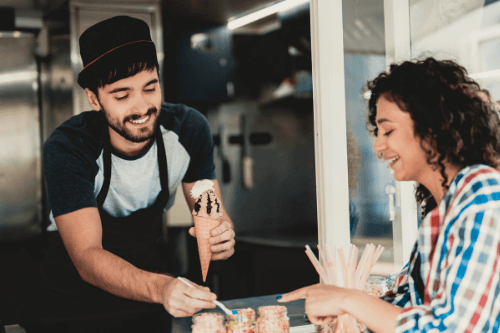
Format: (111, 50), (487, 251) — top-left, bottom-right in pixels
(256, 305), (290, 333)
(192, 312), (226, 333)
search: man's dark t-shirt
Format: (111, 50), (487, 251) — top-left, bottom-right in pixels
(43, 102), (216, 228)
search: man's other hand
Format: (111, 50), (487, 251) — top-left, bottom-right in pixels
(189, 221), (235, 260)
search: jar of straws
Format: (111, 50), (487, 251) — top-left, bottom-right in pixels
(305, 243), (384, 333)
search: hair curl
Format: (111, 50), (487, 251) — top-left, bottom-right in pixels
(366, 57), (500, 215)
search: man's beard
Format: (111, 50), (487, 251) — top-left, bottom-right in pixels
(101, 105), (160, 143)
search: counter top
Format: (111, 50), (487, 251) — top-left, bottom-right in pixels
(172, 294), (315, 333)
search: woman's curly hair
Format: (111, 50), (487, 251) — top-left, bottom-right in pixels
(366, 57), (500, 215)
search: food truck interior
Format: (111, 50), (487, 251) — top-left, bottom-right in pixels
(1, 0), (392, 323)
(8, 0), (500, 330)
(0, 0), (327, 315)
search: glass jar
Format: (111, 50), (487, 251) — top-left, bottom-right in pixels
(192, 312), (226, 333)
(364, 275), (389, 298)
(256, 305), (290, 333)
(226, 308), (256, 333)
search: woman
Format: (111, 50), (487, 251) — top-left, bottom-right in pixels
(279, 57), (500, 332)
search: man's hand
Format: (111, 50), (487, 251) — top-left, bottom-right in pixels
(161, 277), (217, 317)
(189, 221), (235, 260)
(278, 284), (347, 325)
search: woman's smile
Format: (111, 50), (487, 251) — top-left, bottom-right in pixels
(386, 155), (400, 169)
(373, 94), (431, 183)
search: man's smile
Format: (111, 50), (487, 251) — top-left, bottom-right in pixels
(129, 115), (150, 125)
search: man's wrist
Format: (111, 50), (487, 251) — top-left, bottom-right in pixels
(152, 273), (173, 304)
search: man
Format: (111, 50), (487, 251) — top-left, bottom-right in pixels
(22, 16), (235, 332)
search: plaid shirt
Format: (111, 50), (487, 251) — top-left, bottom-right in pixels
(382, 164), (500, 333)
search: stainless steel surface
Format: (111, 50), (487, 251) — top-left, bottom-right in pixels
(0, 32), (42, 242)
(69, 0), (164, 115)
(207, 101), (318, 235)
(42, 33), (75, 142)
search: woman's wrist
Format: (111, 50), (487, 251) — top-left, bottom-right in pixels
(340, 288), (367, 316)
(340, 287), (402, 333)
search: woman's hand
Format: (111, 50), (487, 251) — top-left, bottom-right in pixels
(280, 283), (402, 333)
(278, 283), (348, 325)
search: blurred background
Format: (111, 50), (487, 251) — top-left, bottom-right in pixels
(1, 0), (500, 328)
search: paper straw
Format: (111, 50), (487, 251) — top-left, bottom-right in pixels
(317, 246), (331, 284)
(305, 245), (329, 283)
(373, 245), (385, 265)
(347, 245), (355, 289)
(364, 245), (385, 283)
(337, 247), (349, 288)
(356, 244), (375, 289)
(317, 245), (325, 266)
(358, 245), (377, 289)
(354, 243), (371, 287)
(327, 244), (338, 286)
(350, 245), (358, 289)
(317, 246), (326, 269)
(348, 245), (354, 270)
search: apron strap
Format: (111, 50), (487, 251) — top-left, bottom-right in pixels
(96, 122), (112, 208)
(155, 128), (170, 197)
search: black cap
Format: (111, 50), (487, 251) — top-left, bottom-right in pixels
(77, 16), (158, 88)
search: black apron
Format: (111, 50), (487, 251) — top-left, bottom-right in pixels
(25, 127), (172, 332)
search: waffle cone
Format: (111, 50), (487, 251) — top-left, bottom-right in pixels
(194, 216), (220, 282)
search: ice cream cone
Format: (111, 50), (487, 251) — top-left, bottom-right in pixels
(194, 216), (220, 282)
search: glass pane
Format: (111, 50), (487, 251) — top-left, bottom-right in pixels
(342, 0), (396, 275)
(410, 0), (500, 100)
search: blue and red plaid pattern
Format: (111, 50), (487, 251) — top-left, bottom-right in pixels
(381, 164), (500, 333)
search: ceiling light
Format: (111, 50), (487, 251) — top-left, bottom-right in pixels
(228, 0), (310, 30)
